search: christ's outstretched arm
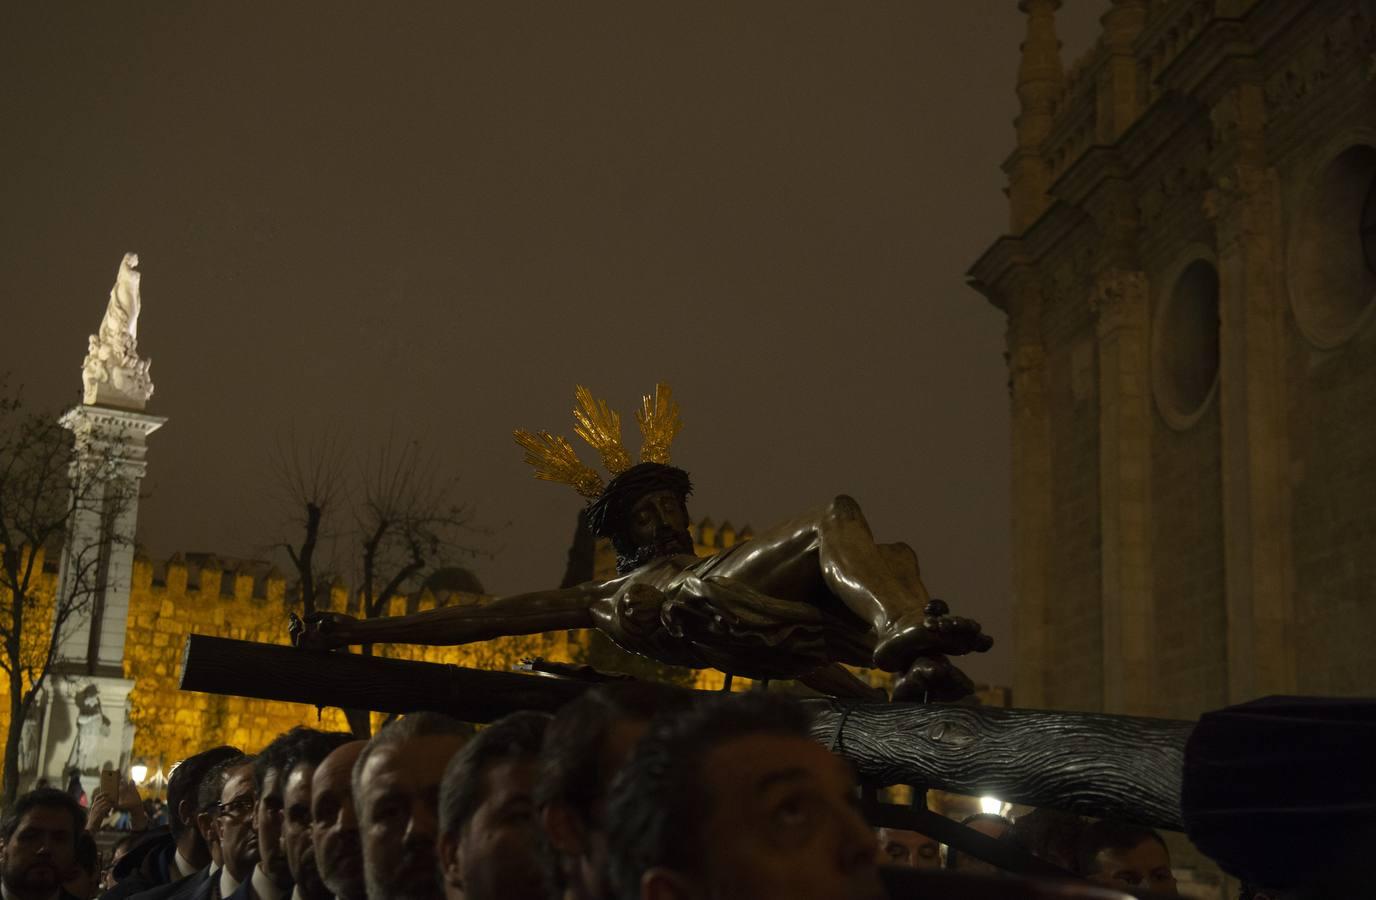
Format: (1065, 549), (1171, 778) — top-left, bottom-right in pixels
(291, 580), (616, 650)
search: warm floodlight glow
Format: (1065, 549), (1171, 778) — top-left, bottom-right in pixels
(130, 765), (148, 785)
(980, 796), (1003, 815)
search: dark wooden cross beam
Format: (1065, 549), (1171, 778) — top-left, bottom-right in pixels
(179, 635), (1193, 832)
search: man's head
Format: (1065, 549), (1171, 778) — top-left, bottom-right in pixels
(537, 682), (694, 900)
(877, 827), (940, 870)
(605, 693), (884, 900)
(312, 740), (367, 900)
(256, 728), (334, 891)
(282, 731), (354, 900)
(586, 463), (695, 573)
(0, 788), (86, 898)
(206, 755), (258, 884)
(102, 833), (141, 891)
(353, 712), (472, 900)
(166, 745), (241, 865)
(1076, 821), (1177, 896)
(438, 711), (552, 900)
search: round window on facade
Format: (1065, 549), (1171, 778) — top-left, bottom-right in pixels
(1154, 257), (1221, 430)
(1288, 143), (1376, 348)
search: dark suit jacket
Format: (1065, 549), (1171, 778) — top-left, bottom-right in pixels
(222, 878), (255, 900)
(127, 865), (212, 900)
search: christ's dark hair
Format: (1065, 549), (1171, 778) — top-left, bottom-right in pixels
(585, 462), (693, 546)
(440, 710), (551, 837)
(0, 787), (85, 842)
(603, 692), (814, 900)
(166, 745), (241, 838)
(1075, 820), (1168, 877)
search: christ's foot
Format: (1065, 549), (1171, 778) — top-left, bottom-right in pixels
(872, 598), (993, 672)
(891, 653), (976, 703)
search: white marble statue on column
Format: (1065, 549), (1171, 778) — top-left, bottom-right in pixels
(82, 253), (155, 409)
(66, 685), (111, 773)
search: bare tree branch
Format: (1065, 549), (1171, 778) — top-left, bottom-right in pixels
(0, 374), (134, 803)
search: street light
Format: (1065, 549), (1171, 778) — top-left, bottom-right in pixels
(130, 764), (148, 786)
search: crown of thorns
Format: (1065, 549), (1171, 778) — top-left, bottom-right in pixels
(514, 383), (683, 500)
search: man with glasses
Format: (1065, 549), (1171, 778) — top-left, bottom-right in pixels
(206, 757), (258, 900)
(228, 731), (318, 900)
(106, 746), (241, 900)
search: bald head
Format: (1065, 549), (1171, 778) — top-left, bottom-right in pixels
(312, 741), (367, 900)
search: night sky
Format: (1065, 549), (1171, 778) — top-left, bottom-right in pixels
(1, 2), (1107, 687)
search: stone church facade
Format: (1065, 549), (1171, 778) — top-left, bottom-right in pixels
(969, 0), (1376, 721)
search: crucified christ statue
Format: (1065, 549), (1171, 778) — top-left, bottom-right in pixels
(292, 386), (991, 701)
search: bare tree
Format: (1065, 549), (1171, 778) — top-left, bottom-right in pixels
(0, 380), (130, 803)
(270, 428), (350, 617)
(272, 432), (484, 736)
(355, 437), (479, 621)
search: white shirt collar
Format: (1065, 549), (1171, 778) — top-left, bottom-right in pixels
(174, 848), (199, 879)
(220, 867), (242, 899)
(251, 863), (288, 900)
(289, 887), (305, 900)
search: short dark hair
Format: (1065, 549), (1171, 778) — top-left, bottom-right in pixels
(284, 730), (355, 777)
(167, 745), (241, 837)
(604, 692), (813, 900)
(0, 787), (85, 842)
(352, 711), (473, 803)
(198, 754), (255, 812)
(535, 682), (694, 825)
(440, 711), (550, 837)
(1075, 820), (1168, 877)
(255, 727), (336, 790)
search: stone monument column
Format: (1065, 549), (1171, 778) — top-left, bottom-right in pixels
(29, 253), (166, 791)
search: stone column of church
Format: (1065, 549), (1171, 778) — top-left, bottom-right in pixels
(1006, 272), (1054, 709)
(1205, 82), (1297, 702)
(1006, 0), (1063, 233)
(1091, 266), (1155, 716)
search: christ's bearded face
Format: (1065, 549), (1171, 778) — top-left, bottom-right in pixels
(620, 489), (695, 567)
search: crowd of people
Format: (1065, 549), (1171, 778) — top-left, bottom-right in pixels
(0, 686), (1344, 900)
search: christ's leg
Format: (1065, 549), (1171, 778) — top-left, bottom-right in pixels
(814, 497), (931, 660)
(816, 497), (990, 672)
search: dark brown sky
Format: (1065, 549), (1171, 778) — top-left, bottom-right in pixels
(1, 2), (1107, 686)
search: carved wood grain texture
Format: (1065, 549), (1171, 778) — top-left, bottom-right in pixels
(805, 700), (1195, 830)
